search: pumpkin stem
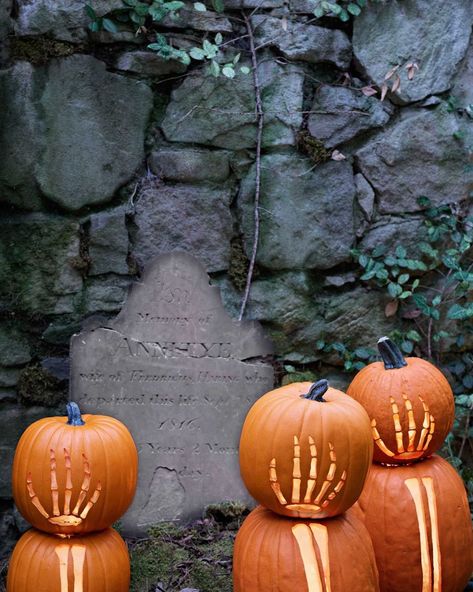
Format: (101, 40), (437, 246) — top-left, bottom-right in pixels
(378, 336), (407, 370)
(66, 402), (85, 426)
(303, 379), (329, 402)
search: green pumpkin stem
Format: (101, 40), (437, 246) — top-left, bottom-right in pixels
(378, 336), (407, 370)
(66, 402), (85, 426)
(303, 379), (329, 402)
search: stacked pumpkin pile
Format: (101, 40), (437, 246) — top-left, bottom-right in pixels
(234, 378), (381, 591)
(7, 402), (137, 592)
(348, 337), (473, 592)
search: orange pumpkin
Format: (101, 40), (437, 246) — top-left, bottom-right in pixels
(347, 337), (454, 464)
(234, 505), (380, 592)
(7, 527), (130, 592)
(353, 455), (473, 592)
(239, 380), (373, 519)
(12, 402), (138, 535)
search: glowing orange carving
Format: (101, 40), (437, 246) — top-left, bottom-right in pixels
(292, 523), (331, 592)
(27, 448), (102, 527)
(405, 476), (441, 592)
(371, 395), (435, 461)
(269, 436), (346, 515)
(55, 543), (86, 592)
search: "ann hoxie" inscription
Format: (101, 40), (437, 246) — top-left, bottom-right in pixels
(113, 337), (232, 359)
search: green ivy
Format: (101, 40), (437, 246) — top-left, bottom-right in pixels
(310, 0), (369, 21)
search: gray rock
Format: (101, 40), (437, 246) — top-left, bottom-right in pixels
(0, 368), (21, 388)
(290, 0), (316, 12)
(131, 183), (233, 273)
(356, 108), (471, 214)
(41, 357), (70, 381)
(0, 62), (44, 211)
(252, 16), (352, 70)
(162, 3), (232, 32)
(0, 323), (32, 367)
(219, 275), (396, 362)
(38, 55), (153, 210)
(88, 207), (129, 276)
(353, 0), (473, 104)
(354, 173), (375, 237)
(238, 153), (356, 270)
(15, 0), (124, 41)
(359, 216), (425, 253)
(0, 56), (153, 212)
(85, 276), (131, 314)
(149, 147), (230, 183)
(0, 213), (82, 315)
(0, 0), (12, 41)
(115, 51), (187, 77)
(452, 38), (473, 108)
(308, 85), (392, 147)
(161, 59), (304, 149)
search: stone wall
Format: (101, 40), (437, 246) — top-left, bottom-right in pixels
(0, 0), (472, 553)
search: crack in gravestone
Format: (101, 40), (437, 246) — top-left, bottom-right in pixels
(69, 252), (274, 535)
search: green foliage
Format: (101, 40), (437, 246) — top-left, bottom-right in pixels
(315, 340), (377, 372)
(310, 0), (369, 21)
(352, 197), (473, 358)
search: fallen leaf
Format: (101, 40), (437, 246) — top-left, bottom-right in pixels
(361, 85), (377, 97)
(385, 300), (399, 317)
(384, 64), (400, 81)
(391, 74), (401, 93)
(381, 83), (388, 101)
(331, 150), (346, 161)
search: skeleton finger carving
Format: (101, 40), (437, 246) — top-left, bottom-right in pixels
(27, 448), (102, 527)
(371, 395), (435, 461)
(269, 437), (347, 515)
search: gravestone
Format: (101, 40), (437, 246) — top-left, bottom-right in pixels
(70, 252), (273, 534)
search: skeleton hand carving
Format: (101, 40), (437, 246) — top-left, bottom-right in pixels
(371, 395), (435, 461)
(27, 448), (102, 527)
(269, 436), (346, 515)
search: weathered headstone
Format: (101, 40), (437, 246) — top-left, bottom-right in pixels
(70, 252), (273, 534)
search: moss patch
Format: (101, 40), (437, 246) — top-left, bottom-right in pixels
(17, 363), (67, 407)
(297, 130), (331, 166)
(10, 36), (81, 66)
(129, 503), (249, 592)
(228, 236), (258, 292)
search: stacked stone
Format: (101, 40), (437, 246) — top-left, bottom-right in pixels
(348, 337), (473, 592)
(6, 402), (136, 591)
(233, 379), (380, 592)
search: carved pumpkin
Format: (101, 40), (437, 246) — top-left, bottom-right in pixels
(234, 505), (379, 592)
(353, 455), (473, 592)
(12, 402), (138, 535)
(239, 380), (373, 519)
(347, 337), (454, 464)
(7, 527), (130, 592)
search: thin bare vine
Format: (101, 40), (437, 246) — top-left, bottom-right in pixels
(239, 12), (264, 321)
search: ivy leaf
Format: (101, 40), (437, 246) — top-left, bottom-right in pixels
(339, 7), (350, 20)
(189, 47), (206, 60)
(85, 4), (97, 19)
(347, 2), (361, 15)
(102, 17), (118, 32)
(89, 20), (101, 31)
(240, 66), (250, 74)
(210, 60), (220, 77)
(401, 340), (414, 354)
(447, 303), (473, 320)
(356, 0), (367, 5)
(354, 347), (373, 360)
(315, 339), (325, 350)
(194, 1), (207, 10)
(406, 330), (421, 342)
(395, 245), (407, 258)
(215, 32), (223, 45)
(222, 65), (235, 78)
(212, 0), (224, 11)
(398, 273), (409, 285)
